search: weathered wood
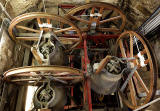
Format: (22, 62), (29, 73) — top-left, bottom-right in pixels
(0, 84), (18, 111)
(8, 84), (19, 111)
(23, 48), (32, 66)
(38, 109), (51, 111)
(0, 83), (9, 111)
(15, 86), (27, 111)
(0, 79), (4, 98)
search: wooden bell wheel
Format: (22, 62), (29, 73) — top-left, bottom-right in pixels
(8, 12), (82, 49)
(3, 66), (84, 85)
(116, 31), (158, 109)
(66, 2), (126, 33)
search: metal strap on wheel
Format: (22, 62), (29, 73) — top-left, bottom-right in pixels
(120, 66), (137, 92)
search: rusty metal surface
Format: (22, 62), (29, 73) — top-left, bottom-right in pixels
(116, 31), (158, 109)
(66, 2), (126, 33)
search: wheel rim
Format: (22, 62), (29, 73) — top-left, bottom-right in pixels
(3, 65), (84, 85)
(66, 2), (126, 33)
(8, 12), (82, 49)
(116, 31), (157, 109)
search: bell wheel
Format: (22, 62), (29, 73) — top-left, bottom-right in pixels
(66, 2), (126, 33)
(8, 12), (82, 49)
(3, 65), (84, 85)
(116, 31), (158, 109)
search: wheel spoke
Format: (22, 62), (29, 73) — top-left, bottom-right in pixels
(128, 79), (137, 106)
(54, 27), (74, 34)
(119, 39), (127, 58)
(130, 34), (133, 57)
(98, 7), (104, 20)
(16, 36), (39, 41)
(16, 25), (41, 33)
(91, 7), (95, 14)
(81, 27), (89, 32)
(88, 7), (96, 30)
(97, 27), (120, 32)
(16, 36), (79, 44)
(47, 18), (52, 31)
(100, 16), (121, 24)
(89, 7), (95, 21)
(11, 78), (40, 82)
(134, 71), (149, 94)
(69, 15), (90, 24)
(133, 76), (141, 94)
(53, 72), (82, 76)
(17, 33), (40, 37)
(55, 76), (83, 80)
(37, 18), (43, 30)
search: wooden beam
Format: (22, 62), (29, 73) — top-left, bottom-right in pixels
(0, 83), (8, 111)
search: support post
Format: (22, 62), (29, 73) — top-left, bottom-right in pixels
(83, 38), (92, 111)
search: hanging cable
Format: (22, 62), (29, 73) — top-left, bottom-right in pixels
(134, 36), (140, 52)
(42, 0), (46, 13)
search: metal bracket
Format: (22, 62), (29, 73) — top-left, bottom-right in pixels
(90, 13), (102, 17)
(38, 23), (52, 28)
(39, 72), (68, 84)
(137, 52), (147, 67)
(120, 66), (137, 92)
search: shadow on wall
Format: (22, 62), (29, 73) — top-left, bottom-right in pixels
(0, 29), (15, 74)
(151, 37), (160, 77)
(154, 40), (160, 72)
(0, 28), (25, 74)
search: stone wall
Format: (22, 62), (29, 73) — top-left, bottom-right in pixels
(118, 0), (160, 30)
(1, 0), (160, 29)
(0, 29), (25, 74)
